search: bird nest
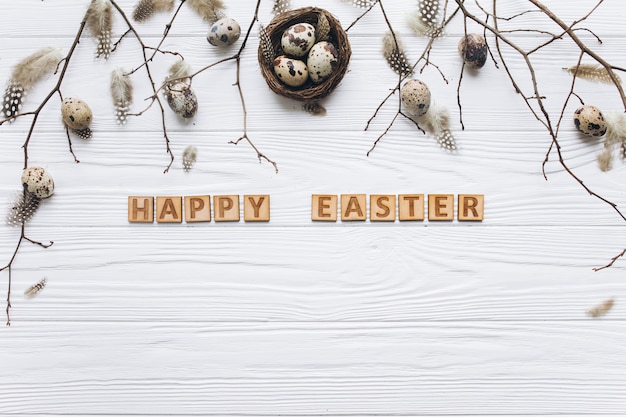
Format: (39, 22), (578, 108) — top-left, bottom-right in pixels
(258, 7), (351, 102)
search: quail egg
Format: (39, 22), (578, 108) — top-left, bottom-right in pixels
(573, 105), (607, 137)
(400, 79), (431, 117)
(307, 41), (338, 84)
(281, 23), (316, 58)
(207, 17), (241, 47)
(21, 166), (54, 199)
(273, 55), (309, 88)
(165, 81), (198, 118)
(61, 97), (93, 139)
(458, 34), (488, 69)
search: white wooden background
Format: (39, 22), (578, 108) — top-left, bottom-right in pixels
(1, 0), (625, 415)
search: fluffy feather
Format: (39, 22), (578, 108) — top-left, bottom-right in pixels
(272, 0), (291, 15)
(2, 47), (63, 120)
(586, 297), (615, 318)
(382, 32), (413, 77)
(185, 0), (225, 23)
(24, 277), (47, 299)
(182, 146), (198, 172)
(563, 64), (621, 85)
(415, 100), (457, 151)
(166, 61), (192, 83)
(596, 112), (626, 171)
(6, 190), (40, 226)
(342, 0), (376, 8)
(316, 13), (330, 42)
(110, 67), (133, 125)
(132, 0), (175, 22)
(302, 102), (327, 116)
(259, 24), (275, 68)
(85, 0), (113, 59)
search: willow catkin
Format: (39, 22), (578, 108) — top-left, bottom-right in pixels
(85, 0), (113, 59)
(2, 47), (63, 120)
(110, 68), (133, 125)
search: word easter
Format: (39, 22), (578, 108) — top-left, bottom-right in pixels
(312, 194), (484, 221)
(128, 194), (484, 223)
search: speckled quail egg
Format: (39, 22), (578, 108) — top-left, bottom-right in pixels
(207, 17), (241, 47)
(21, 166), (54, 199)
(281, 23), (316, 58)
(273, 55), (309, 88)
(458, 34), (488, 69)
(400, 79), (431, 117)
(165, 82), (198, 118)
(573, 105), (607, 137)
(61, 97), (93, 139)
(307, 41), (338, 84)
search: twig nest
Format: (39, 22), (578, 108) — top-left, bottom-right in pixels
(207, 17), (241, 47)
(258, 7), (351, 102)
(21, 166), (54, 199)
(401, 79), (431, 117)
(165, 81), (198, 119)
(273, 56), (309, 87)
(574, 105), (607, 137)
(307, 41), (338, 84)
(281, 22), (316, 57)
(458, 34), (488, 69)
(61, 97), (93, 139)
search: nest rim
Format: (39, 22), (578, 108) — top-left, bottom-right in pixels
(258, 7), (352, 102)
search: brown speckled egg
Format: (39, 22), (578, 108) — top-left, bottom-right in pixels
(165, 82), (198, 118)
(21, 166), (54, 199)
(401, 79), (431, 117)
(307, 41), (338, 84)
(273, 55), (309, 88)
(458, 34), (488, 69)
(61, 97), (93, 130)
(574, 105), (607, 137)
(207, 17), (241, 47)
(281, 23), (316, 58)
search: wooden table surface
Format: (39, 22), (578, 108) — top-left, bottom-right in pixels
(1, 0), (625, 415)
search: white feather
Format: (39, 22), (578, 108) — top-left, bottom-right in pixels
(604, 111), (626, 146)
(110, 68), (133, 125)
(415, 100), (457, 151)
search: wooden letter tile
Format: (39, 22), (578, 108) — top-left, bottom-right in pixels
(341, 194), (366, 221)
(244, 195), (270, 222)
(458, 194), (484, 221)
(214, 195), (240, 222)
(398, 194), (424, 221)
(311, 194), (337, 221)
(428, 194), (454, 221)
(370, 195), (396, 222)
(156, 196), (183, 223)
(128, 196), (154, 223)
(184, 196), (211, 222)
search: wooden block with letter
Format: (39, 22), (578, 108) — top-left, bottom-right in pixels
(398, 194), (424, 221)
(184, 196), (211, 222)
(244, 195), (270, 222)
(428, 194), (454, 221)
(341, 194), (366, 221)
(458, 194), (484, 221)
(214, 195), (240, 222)
(311, 194), (337, 221)
(156, 196), (183, 223)
(370, 195), (396, 221)
(128, 196), (154, 223)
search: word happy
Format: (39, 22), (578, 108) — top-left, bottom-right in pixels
(128, 194), (484, 223)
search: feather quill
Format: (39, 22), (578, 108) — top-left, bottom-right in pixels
(2, 47), (63, 120)
(132, 0), (175, 22)
(24, 277), (48, 299)
(563, 64), (621, 85)
(186, 0), (225, 23)
(85, 0), (113, 59)
(6, 191), (40, 226)
(586, 297), (615, 318)
(182, 146), (198, 172)
(110, 68), (133, 125)
(272, 0), (291, 15)
(382, 32), (413, 77)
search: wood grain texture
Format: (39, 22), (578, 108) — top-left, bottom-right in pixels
(1, 1), (625, 416)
